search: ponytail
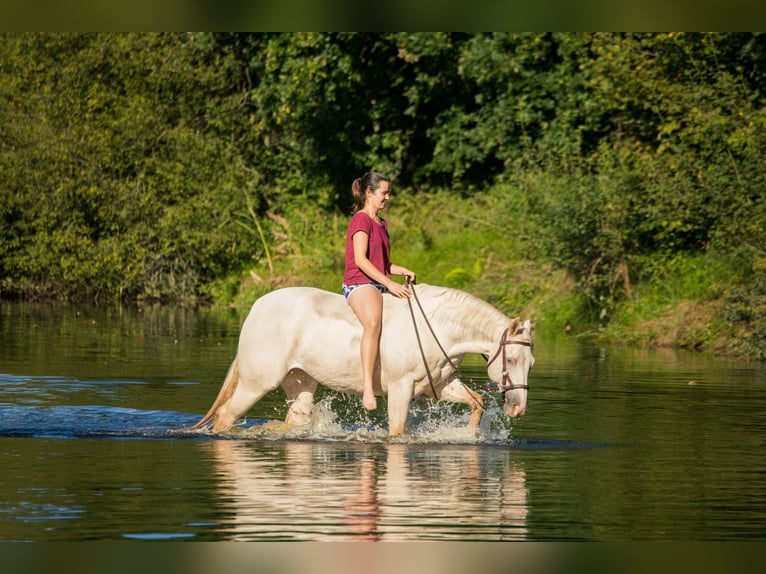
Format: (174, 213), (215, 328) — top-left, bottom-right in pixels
(351, 178), (363, 212)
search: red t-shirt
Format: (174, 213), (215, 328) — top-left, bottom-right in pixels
(343, 211), (391, 285)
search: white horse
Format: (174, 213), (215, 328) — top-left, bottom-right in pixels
(188, 283), (534, 436)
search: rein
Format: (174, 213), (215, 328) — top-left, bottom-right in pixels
(404, 279), (458, 399)
(404, 280), (530, 398)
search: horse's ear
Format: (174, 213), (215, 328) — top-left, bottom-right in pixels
(509, 317), (520, 334)
(523, 319), (531, 332)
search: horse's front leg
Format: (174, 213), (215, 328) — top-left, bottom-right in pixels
(386, 380), (415, 436)
(439, 378), (485, 428)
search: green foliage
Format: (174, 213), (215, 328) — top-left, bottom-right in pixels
(0, 33), (261, 301)
(600, 251), (727, 340)
(722, 253), (766, 359)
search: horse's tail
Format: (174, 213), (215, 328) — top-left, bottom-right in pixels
(184, 355), (240, 431)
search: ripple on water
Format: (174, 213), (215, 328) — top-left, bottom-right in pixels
(0, 373), (149, 406)
(122, 533), (196, 540)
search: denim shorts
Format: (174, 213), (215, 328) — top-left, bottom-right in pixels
(342, 282), (388, 300)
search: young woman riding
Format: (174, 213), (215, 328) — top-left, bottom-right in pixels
(342, 172), (416, 410)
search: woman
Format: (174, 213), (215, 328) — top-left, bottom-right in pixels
(342, 172), (416, 411)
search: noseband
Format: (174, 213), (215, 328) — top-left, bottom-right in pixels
(486, 328), (532, 394)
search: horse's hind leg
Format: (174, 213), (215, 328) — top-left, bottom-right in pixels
(282, 369), (318, 428)
(213, 380), (275, 433)
(439, 379), (485, 428)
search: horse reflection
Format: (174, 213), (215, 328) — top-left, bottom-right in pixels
(206, 440), (528, 541)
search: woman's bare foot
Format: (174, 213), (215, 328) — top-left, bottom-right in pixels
(362, 390), (377, 410)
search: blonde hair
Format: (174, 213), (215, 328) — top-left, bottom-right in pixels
(351, 172), (389, 213)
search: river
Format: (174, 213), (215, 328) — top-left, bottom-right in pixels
(1, 300), (764, 541)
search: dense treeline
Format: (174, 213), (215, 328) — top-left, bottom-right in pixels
(1, 33), (765, 355)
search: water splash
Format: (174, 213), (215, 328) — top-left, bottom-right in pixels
(0, 380), (522, 444)
(223, 394), (520, 445)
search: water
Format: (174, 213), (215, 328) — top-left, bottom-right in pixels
(1, 301), (765, 541)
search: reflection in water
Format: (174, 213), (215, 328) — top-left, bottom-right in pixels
(207, 440), (527, 541)
(344, 457), (380, 541)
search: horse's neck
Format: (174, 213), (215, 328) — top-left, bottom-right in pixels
(418, 285), (506, 355)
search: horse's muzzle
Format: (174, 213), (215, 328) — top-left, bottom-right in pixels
(504, 401), (526, 418)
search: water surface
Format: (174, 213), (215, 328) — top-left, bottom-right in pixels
(1, 301), (764, 540)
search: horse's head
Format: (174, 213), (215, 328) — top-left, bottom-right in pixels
(487, 318), (534, 418)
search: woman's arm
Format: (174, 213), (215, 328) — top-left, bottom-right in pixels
(352, 232), (411, 298)
(390, 264), (416, 283)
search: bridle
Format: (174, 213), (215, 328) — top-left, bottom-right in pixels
(405, 279), (531, 398)
(485, 327), (532, 394)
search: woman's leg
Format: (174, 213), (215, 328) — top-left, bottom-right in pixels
(347, 286), (384, 410)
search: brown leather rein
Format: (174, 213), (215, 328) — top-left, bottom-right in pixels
(404, 279), (531, 397)
(405, 279), (458, 398)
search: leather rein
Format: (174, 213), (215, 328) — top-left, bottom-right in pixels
(405, 279), (458, 398)
(404, 279), (531, 397)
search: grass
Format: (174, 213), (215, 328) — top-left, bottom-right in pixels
(598, 252), (732, 352)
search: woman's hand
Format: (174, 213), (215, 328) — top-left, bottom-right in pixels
(387, 266), (416, 298)
(387, 280), (411, 299)
(391, 265), (416, 285)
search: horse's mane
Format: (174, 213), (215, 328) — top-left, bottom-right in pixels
(412, 283), (509, 340)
